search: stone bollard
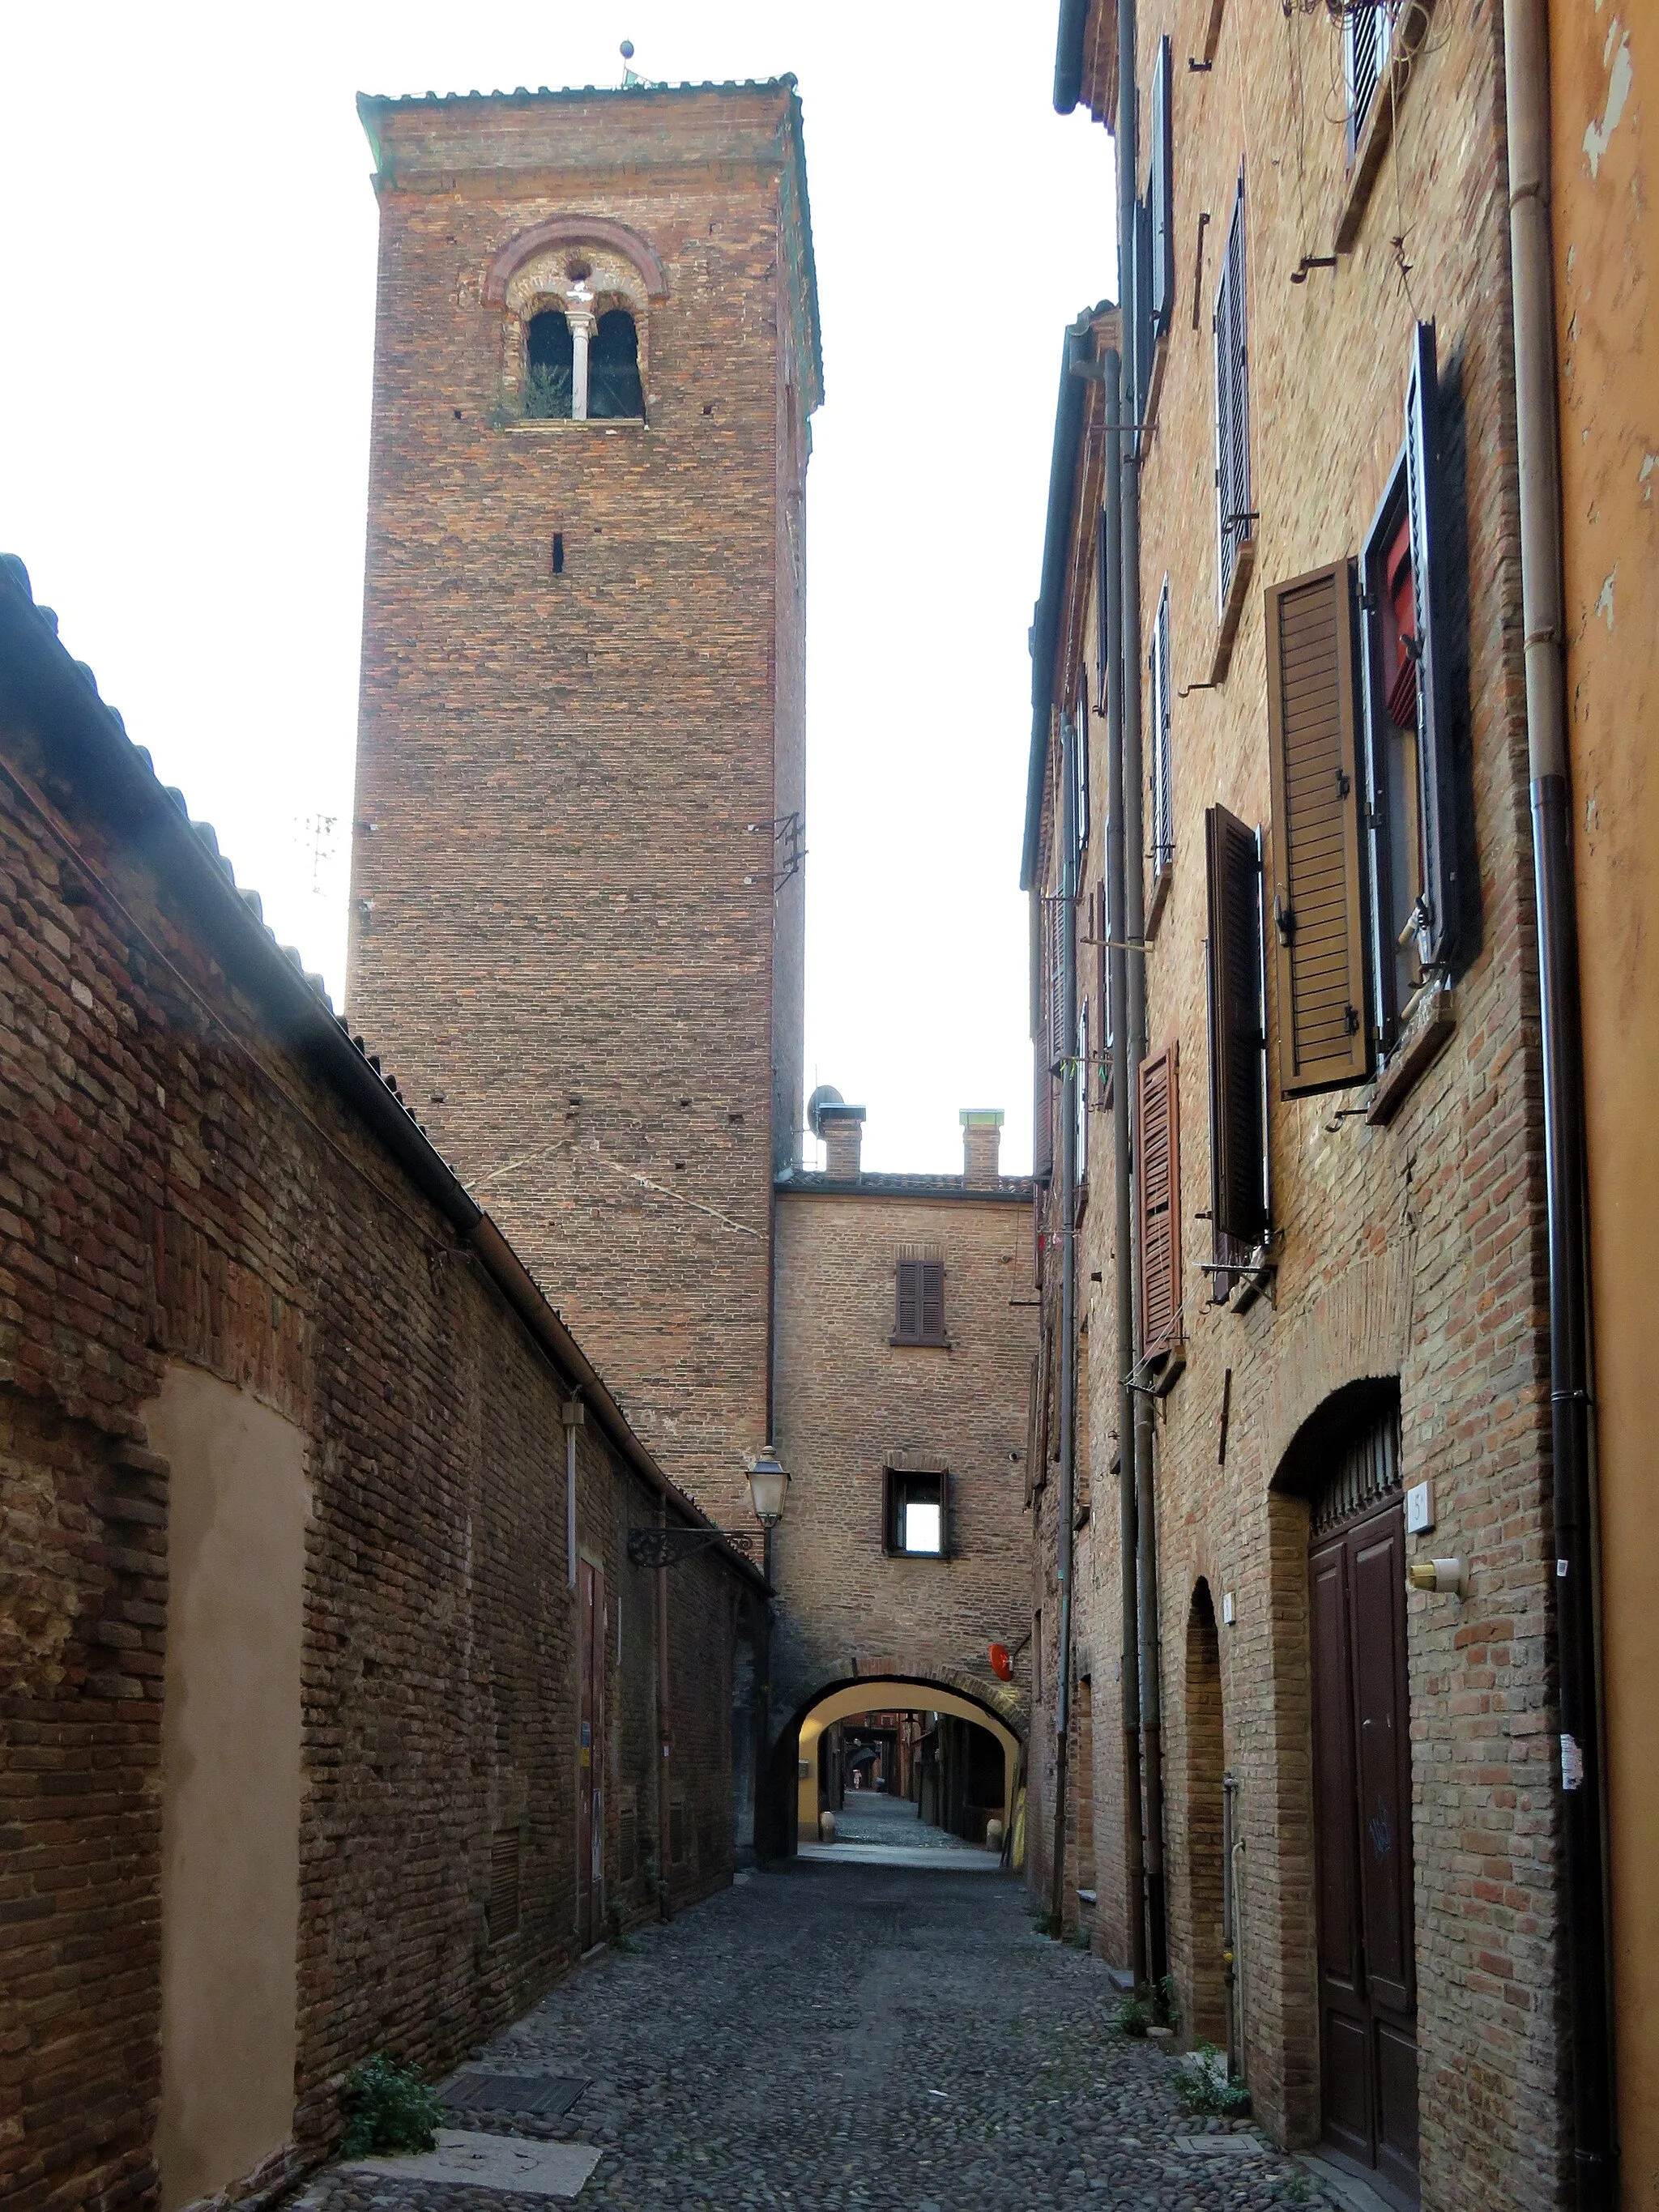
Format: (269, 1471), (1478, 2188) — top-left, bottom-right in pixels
(985, 1818), (1004, 1853)
(819, 1810), (836, 1843)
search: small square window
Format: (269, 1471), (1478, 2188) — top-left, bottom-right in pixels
(884, 1468), (948, 1557)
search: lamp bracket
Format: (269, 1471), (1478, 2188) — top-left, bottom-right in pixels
(626, 1525), (764, 1571)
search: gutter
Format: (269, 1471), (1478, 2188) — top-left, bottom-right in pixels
(1499, 6), (1618, 2201)
(1021, 315), (1094, 891)
(1049, 709), (1079, 1929)
(0, 560), (766, 1600)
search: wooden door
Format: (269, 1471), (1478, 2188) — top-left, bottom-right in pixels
(1310, 1498), (1418, 2201)
(578, 1561), (605, 1949)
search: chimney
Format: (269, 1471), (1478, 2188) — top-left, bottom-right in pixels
(961, 1108), (1004, 1188)
(820, 1103), (866, 1181)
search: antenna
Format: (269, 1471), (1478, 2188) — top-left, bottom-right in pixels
(620, 39), (640, 87)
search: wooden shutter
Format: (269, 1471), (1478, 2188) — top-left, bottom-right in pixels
(1266, 561), (1372, 1094)
(1138, 1042), (1182, 1358)
(1213, 174), (1251, 615)
(1034, 1043), (1054, 1184)
(1046, 896), (1065, 1073)
(1095, 509), (1111, 712)
(919, 1260), (945, 1343)
(1149, 35), (1174, 335)
(488, 1831), (521, 1941)
(896, 1259), (920, 1339)
(1345, 2), (1391, 157)
(1024, 1353), (1041, 1504)
(1076, 694), (1090, 852)
(1205, 805), (1269, 1250)
(1405, 320), (1456, 970)
(1134, 195), (1154, 418)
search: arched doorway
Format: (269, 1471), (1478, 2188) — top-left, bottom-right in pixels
(1282, 1383), (1418, 2205)
(787, 1680), (1021, 1852)
(1183, 1580), (1226, 2044)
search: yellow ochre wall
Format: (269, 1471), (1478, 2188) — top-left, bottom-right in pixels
(1551, 6), (1657, 2199)
(795, 1680), (1018, 1846)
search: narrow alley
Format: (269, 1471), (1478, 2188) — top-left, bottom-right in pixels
(296, 1865), (1336, 2212)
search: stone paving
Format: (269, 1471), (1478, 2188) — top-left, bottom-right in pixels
(297, 1860), (1350, 2211)
(829, 1796), (985, 1852)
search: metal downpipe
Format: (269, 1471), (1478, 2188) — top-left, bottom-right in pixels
(1050, 706), (1079, 1930)
(1117, 0), (1167, 1989)
(1103, 354), (1148, 1986)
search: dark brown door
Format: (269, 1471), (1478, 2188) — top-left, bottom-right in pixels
(578, 1561), (605, 1949)
(1310, 1498), (1418, 2201)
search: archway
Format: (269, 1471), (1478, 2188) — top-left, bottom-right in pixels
(787, 1678), (1021, 1850)
(1183, 1580), (1226, 2044)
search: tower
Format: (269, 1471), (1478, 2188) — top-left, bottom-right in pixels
(347, 79), (820, 1515)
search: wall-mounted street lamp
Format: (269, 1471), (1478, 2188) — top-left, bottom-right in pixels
(626, 1444), (788, 1574)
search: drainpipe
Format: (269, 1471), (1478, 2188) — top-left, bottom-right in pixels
(1104, 353), (1148, 1988)
(1050, 708), (1079, 1931)
(1118, 0), (1168, 1989)
(1502, 1), (1616, 2200)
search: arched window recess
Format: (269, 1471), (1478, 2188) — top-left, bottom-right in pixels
(500, 234), (654, 426)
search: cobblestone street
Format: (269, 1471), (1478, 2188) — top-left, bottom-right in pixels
(300, 1862), (1350, 2212)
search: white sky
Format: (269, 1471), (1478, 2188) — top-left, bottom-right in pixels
(0, 4), (1113, 1176)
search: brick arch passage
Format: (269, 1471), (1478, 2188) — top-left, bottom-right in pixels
(776, 1673), (1025, 1854)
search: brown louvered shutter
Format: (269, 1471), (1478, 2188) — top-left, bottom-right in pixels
(1205, 806), (1269, 1258)
(1138, 1042), (1182, 1358)
(1265, 561), (1372, 1094)
(920, 1261), (945, 1343)
(896, 1259), (920, 1340)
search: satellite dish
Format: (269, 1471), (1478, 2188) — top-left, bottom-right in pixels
(806, 1084), (844, 1139)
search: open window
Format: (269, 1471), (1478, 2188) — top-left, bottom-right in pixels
(590, 309), (643, 418)
(525, 310), (574, 418)
(884, 1466), (949, 1558)
(1358, 322), (1458, 1055)
(1205, 806), (1269, 1298)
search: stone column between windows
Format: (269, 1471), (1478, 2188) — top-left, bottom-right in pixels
(568, 281), (596, 421)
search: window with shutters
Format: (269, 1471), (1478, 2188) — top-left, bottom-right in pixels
(1045, 894), (1067, 1076)
(893, 1255), (947, 1347)
(1359, 322), (1458, 1055)
(1149, 578), (1175, 915)
(1138, 1042), (1183, 1361)
(1212, 172), (1255, 660)
(1149, 39), (1174, 337)
(1265, 560), (1373, 1095)
(1205, 807), (1270, 1300)
(1344, 2), (1397, 163)
(883, 1466), (949, 1557)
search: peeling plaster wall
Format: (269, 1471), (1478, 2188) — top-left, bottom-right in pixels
(1552, 3), (1657, 2189)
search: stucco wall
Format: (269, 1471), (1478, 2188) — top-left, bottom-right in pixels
(1551, 3), (1657, 2192)
(150, 1366), (308, 2212)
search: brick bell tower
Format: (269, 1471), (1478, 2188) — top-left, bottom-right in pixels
(347, 79), (820, 1518)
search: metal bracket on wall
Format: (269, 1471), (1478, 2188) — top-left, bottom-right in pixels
(744, 812), (805, 890)
(627, 1525), (763, 1570)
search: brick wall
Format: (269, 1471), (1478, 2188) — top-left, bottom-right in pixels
(1030, 2), (1567, 2201)
(0, 577), (757, 2212)
(770, 1173), (1035, 1758)
(344, 83), (818, 1527)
